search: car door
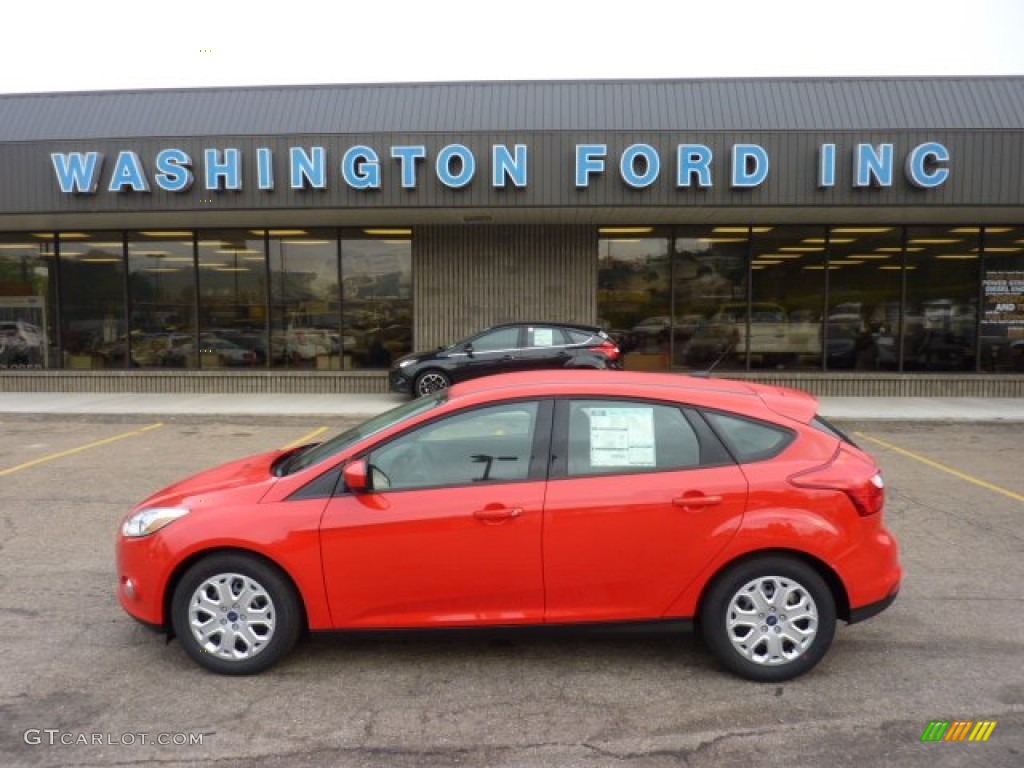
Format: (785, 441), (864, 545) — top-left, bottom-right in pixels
(447, 326), (523, 383)
(542, 398), (748, 623)
(319, 399), (552, 628)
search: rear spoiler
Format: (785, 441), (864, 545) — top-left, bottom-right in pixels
(745, 381), (819, 424)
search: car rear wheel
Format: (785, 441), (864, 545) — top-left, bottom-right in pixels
(414, 370), (450, 397)
(700, 557), (836, 682)
(171, 553), (302, 675)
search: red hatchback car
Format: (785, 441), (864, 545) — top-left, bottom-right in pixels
(116, 371), (901, 681)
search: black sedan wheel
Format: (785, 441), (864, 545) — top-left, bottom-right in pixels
(414, 370), (450, 397)
(171, 554), (302, 675)
(700, 557), (836, 682)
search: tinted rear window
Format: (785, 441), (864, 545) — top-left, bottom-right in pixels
(703, 411), (795, 463)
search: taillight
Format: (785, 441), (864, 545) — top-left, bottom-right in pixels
(594, 340), (621, 361)
(789, 445), (885, 517)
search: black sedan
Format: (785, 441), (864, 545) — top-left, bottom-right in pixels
(389, 322), (622, 397)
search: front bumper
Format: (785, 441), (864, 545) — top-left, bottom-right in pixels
(389, 369), (413, 394)
(116, 534), (171, 627)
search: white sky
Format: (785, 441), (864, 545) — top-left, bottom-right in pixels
(2, 0), (1022, 94)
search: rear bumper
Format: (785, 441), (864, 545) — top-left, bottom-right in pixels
(848, 586), (899, 624)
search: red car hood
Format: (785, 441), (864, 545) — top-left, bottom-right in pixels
(134, 449), (285, 511)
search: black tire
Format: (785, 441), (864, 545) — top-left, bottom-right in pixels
(171, 553), (302, 675)
(414, 369), (450, 397)
(700, 556), (836, 682)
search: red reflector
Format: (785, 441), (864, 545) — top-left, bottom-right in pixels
(789, 446), (885, 517)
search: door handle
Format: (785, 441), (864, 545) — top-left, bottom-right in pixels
(473, 506), (523, 522)
(501, 354), (515, 361)
(672, 494), (723, 509)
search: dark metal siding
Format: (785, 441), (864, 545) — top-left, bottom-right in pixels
(1, 78), (1023, 141)
(414, 226), (596, 349)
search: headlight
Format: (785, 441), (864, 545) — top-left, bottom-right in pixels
(398, 359), (416, 369)
(121, 507), (190, 538)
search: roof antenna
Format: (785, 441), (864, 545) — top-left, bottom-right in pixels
(690, 339), (735, 378)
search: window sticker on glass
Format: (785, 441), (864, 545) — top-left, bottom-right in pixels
(586, 407), (656, 467)
(532, 327), (555, 347)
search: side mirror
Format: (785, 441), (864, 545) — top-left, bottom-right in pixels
(464, 342), (474, 355)
(343, 459), (369, 492)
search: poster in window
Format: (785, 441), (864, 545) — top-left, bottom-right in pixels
(983, 271), (1024, 336)
(587, 407), (656, 467)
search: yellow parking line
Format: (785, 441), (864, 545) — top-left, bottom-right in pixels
(856, 431), (1024, 504)
(0, 423), (164, 477)
(281, 427), (328, 450)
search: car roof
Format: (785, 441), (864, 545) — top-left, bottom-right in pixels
(484, 321), (603, 333)
(445, 370), (819, 426)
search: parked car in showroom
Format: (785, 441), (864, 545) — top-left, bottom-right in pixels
(116, 370), (901, 681)
(388, 321), (622, 397)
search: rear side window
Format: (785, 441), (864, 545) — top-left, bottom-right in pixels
(703, 411), (794, 463)
(527, 326), (566, 347)
(565, 329), (596, 345)
(566, 400), (700, 476)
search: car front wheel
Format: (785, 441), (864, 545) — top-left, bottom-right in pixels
(700, 557), (836, 682)
(171, 554), (302, 675)
(414, 369), (450, 397)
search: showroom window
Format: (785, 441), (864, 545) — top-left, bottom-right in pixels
(341, 232), (412, 370)
(749, 226), (826, 371)
(127, 232), (197, 369)
(0, 233), (56, 370)
(598, 229), (670, 370)
(268, 229), (339, 370)
(59, 232), (126, 369)
(980, 227), (1024, 372)
(903, 226), (979, 372)
(672, 226), (750, 372)
(825, 226), (903, 371)
(198, 231), (269, 369)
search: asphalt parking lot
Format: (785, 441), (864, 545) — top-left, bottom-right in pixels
(0, 413), (1022, 768)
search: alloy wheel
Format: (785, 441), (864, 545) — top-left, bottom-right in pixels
(187, 572), (277, 662)
(725, 575), (819, 666)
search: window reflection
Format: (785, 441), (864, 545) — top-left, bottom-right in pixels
(342, 235), (412, 370)
(128, 232), (196, 368)
(980, 227), (1024, 372)
(0, 234), (56, 369)
(598, 234), (670, 370)
(672, 227), (749, 371)
(827, 227), (902, 371)
(59, 233), (126, 369)
(198, 232), (268, 369)
(749, 227), (825, 370)
(268, 230), (339, 370)
(904, 227), (979, 372)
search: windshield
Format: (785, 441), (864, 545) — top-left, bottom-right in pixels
(281, 391), (447, 474)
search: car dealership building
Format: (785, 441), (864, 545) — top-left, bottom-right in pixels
(0, 77), (1022, 395)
